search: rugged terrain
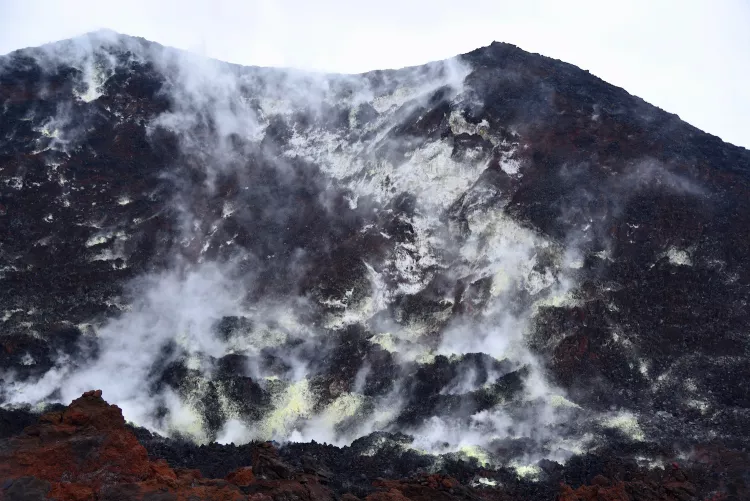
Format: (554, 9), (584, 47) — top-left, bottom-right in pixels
(1, 31), (750, 500)
(2, 391), (744, 500)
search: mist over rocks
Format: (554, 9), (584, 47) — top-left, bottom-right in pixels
(2, 391), (746, 500)
(0, 30), (750, 499)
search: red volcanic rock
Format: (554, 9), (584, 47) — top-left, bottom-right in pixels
(0, 390), (738, 501)
(365, 490), (412, 501)
(0, 390), (153, 487)
(557, 475), (701, 501)
(226, 466), (256, 486)
(0, 391), (353, 500)
(557, 481), (630, 501)
(0, 391), (302, 500)
(366, 475), (469, 501)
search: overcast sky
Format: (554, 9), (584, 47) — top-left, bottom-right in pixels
(1, 0), (748, 148)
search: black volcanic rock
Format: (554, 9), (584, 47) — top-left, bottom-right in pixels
(1, 31), (750, 500)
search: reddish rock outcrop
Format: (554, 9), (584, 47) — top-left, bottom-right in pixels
(0, 391), (742, 501)
(364, 475), (469, 501)
(556, 472), (702, 501)
(0, 391), (332, 501)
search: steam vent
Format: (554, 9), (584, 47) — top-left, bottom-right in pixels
(1, 31), (750, 500)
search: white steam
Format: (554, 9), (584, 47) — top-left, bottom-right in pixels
(0, 31), (637, 469)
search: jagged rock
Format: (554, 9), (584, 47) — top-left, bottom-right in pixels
(1, 31), (750, 501)
(226, 467), (256, 487)
(2, 392), (749, 501)
(252, 443), (297, 481)
(0, 391), (336, 501)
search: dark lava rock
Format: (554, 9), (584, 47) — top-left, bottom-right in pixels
(1, 32), (750, 500)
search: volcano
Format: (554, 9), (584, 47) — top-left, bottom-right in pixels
(1, 31), (749, 500)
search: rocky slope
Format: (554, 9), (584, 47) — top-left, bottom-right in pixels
(2, 391), (743, 500)
(1, 30), (750, 499)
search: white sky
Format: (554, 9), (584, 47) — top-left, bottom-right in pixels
(1, 0), (749, 148)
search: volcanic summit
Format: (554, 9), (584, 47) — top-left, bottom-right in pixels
(1, 31), (749, 500)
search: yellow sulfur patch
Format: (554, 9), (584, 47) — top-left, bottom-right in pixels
(257, 379), (315, 440)
(602, 413), (645, 441)
(457, 445), (492, 466)
(511, 463), (542, 480)
(550, 395), (581, 409)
